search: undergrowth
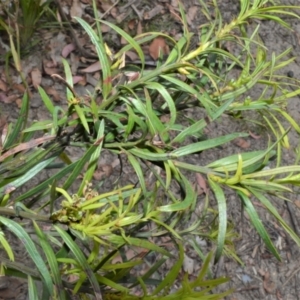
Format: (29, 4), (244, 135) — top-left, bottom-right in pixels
(0, 0), (300, 299)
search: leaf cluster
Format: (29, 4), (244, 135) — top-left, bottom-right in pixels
(0, 0), (300, 299)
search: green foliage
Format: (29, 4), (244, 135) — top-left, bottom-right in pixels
(0, 0), (54, 48)
(0, 0), (300, 299)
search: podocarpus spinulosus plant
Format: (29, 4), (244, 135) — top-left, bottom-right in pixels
(0, 0), (300, 299)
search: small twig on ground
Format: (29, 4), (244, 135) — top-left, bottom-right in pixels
(131, 4), (144, 21)
(285, 200), (299, 236)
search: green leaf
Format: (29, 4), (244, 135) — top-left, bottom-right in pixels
(14, 162), (76, 203)
(249, 187), (300, 248)
(38, 86), (55, 114)
(3, 92), (28, 149)
(0, 156), (57, 198)
(74, 17), (112, 99)
(99, 19), (145, 69)
(78, 120), (104, 195)
(208, 178), (227, 263)
(0, 217), (53, 296)
(158, 173), (196, 212)
(54, 225), (102, 299)
(0, 230), (14, 261)
(33, 222), (66, 300)
(62, 142), (98, 191)
(237, 191), (281, 260)
(28, 275), (39, 300)
(152, 242), (184, 295)
(172, 132), (248, 157)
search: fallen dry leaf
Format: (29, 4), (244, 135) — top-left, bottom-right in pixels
(128, 19), (138, 30)
(12, 83), (26, 94)
(125, 51), (139, 61)
(101, 23), (110, 33)
(195, 173), (208, 195)
(149, 37), (169, 60)
(263, 271), (276, 294)
(124, 71), (140, 82)
(249, 131), (261, 139)
(31, 67), (42, 89)
(70, 53), (80, 75)
(183, 254), (194, 274)
(186, 6), (198, 26)
(93, 164), (113, 181)
(110, 6), (119, 19)
(234, 138), (251, 149)
(44, 86), (61, 102)
(62, 43), (76, 58)
(81, 61), (102, 73)
(43, 59), (60, 75)
(72, 76), (85, 85)
(144, 5), (164, 20)
(0, 93), (19, 104)
(294, 200), (300, 208)
(16, 98), (22, 108)
(0, 79), (7, 92)
(120, 35), (128, 45)
(70, 0), (83, 19)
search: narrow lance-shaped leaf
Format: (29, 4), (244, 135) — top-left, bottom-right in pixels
(0, 217), (53, 296)
(208, 178), (227, 263)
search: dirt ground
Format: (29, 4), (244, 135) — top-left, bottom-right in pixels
(1, 0), (300, 299)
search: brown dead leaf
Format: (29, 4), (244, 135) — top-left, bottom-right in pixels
(100, 1), (113, 12)
(62, 43), (76, 58)
(128, 19), (138, 30)
(149, 37), (169, 60)
(93, 164), (113, 181)
(70, 0), (83, 19)
(101, 24), (110, 33)
(0, 277), (25, 299)
(0, 93), (19, 104)
(195, 173), (208, 195)
(81, 61), (102, 73)
(186, 6), (198, 26)
(263, 271), (276, 294)
(72, 76), (85, 85)
(166, 3), (181, 22)
(125, 51), (139, 61)
(16, 98), (22, 108)
(70, 53), (80, 75)
(124, 71), (140, 82)
(294, 200), (300, 208)
(234, 138), (250, 149)
(120, 35), (128, 45)
(110, 6), (118, 19)
(276, 289), (283, 300)
(31, 67), (42, 89)
(13, 83), (26, 94)
(43, 59), (60, 75)
(160, 114), (170, 123)
(0, 79), (7, 92)
(144, 5), (164, 20)
(44, 86), (61, 102)
(249, 131), (261, 139)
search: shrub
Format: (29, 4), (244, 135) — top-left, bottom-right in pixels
(0, 0), (300, 299)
